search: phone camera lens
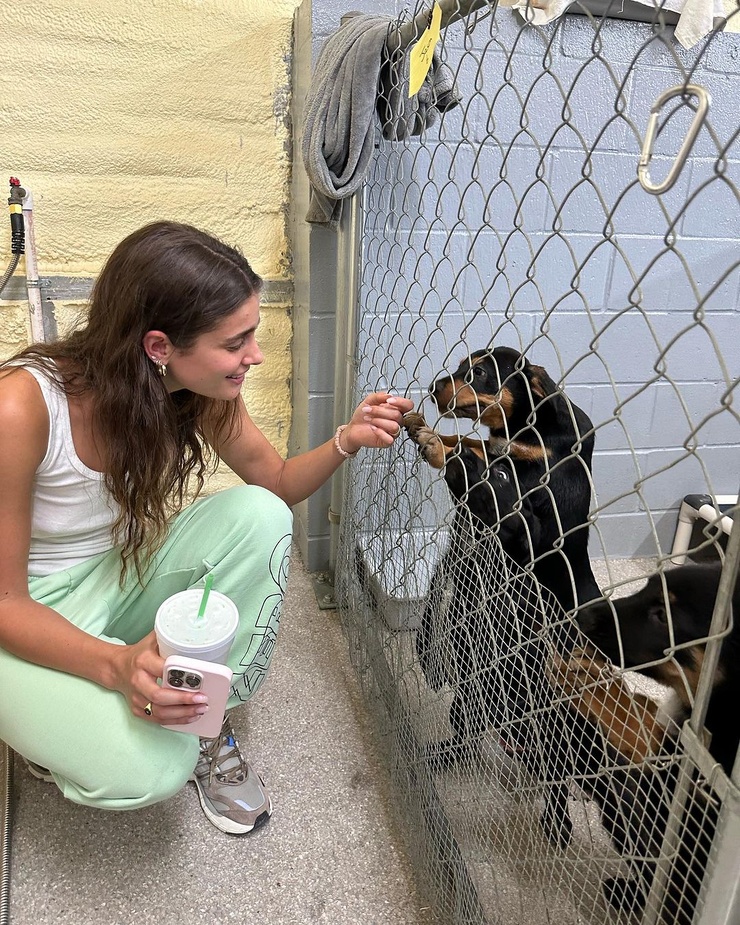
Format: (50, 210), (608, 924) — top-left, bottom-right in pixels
(185, 674), (201, 689)
(168, 674), (184, 687)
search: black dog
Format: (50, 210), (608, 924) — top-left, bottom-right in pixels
(561, 562), (740, 923)
(403, 346), (604, 848)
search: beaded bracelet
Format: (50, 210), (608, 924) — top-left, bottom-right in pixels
(334, 425), (358, 459)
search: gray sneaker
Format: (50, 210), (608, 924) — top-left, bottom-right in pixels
(24, 758), (55, 782)
(190, 716), (272, 836)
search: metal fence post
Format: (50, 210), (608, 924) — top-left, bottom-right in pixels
(692, 488), (740, 925)
(329, 191), (363, 575)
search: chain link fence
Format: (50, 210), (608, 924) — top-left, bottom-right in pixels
(332, 2), (740, 923)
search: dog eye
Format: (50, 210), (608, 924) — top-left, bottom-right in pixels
(651, 604), (668, 625)
(473, 366), (486, 379)
(494, 467), (509, 482)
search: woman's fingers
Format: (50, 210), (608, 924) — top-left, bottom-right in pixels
(135, 672), (210, 723)
(342, 393), (415, 451)
(362, 395), (414, 431)
(137, 694), (210, 725)
(155, 705), (210, 725)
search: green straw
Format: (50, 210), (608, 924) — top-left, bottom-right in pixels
(196, 573), (214, 621)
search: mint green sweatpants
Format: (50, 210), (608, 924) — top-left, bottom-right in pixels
(0, 485), (293, 811)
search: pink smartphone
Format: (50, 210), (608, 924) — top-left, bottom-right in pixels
(161, 655), (233, 738)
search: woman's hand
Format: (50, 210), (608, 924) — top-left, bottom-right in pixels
(108, 630), (210, 726)
(339, 393), (415, 455)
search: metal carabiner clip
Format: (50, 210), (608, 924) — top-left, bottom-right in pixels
(638, 84), (711, 195)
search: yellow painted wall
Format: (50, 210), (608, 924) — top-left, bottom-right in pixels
(0, 0), (300, 484)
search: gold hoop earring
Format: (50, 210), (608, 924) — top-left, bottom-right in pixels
(149, 355), (167, 377)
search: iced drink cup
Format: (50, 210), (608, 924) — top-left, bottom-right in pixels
(155, 589), (239, 663)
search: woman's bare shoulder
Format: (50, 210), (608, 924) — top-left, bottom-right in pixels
(0, 366), (49, 456)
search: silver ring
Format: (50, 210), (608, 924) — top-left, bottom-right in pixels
(393, 423), (402, 437)
(144, 702), (153, 716)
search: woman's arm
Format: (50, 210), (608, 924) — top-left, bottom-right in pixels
(0, 369), (205, 725)
(212, 392), (414, 506)
(0, 369), (116, 684)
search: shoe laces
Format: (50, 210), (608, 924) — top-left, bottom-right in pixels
(198, 717), (248, 785)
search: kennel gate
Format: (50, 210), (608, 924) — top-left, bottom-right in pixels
(328, 1), (740, 923)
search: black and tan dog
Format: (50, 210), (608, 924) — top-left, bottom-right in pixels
(403, 346), (603, 848)
(554, 562), (740, 923)
(403, 345), (600, 612)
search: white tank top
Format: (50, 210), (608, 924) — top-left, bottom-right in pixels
(23, 364), (119, 577)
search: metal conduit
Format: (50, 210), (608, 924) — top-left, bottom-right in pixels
(0, 742), (12, 925)
(386, 0), (494, 52)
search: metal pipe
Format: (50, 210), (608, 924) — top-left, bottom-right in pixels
(386, 0), (495, 53)
(687, 485), (740, 925)
(644, 493), (740, 924)
(695, 787), (740, 925)
(0, 741), (13, 925)
(0, 176), (25, 925)
(688, 487), (740, 733)
(0, 255), (20, 297)
(329, 190), (362, 574)
(22, 188), (45, 344)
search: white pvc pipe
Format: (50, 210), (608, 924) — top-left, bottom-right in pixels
(670, 499), (697, 564)
(671, 498), (735, 564)
(22, 188), (45, 344)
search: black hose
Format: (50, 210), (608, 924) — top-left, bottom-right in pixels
(0, 178), (25, 297)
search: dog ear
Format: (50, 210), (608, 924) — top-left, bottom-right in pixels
(527, 364), (558, 400)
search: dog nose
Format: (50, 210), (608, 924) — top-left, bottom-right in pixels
(430, 375), (452, 406)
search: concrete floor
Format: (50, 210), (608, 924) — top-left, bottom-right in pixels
(5, 547), (435, 925)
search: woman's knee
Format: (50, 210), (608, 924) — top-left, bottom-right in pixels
(58, 728), (198, 811)
(195, 485), (293, 541)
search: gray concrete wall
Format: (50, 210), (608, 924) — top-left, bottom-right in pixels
(290, 0), (402, 571)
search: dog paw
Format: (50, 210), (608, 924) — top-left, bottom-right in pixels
(402, 411), (427, 431)
(402, 412), (446, 469)
(547, 647), (607, 697)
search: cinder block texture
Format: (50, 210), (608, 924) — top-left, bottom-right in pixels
(352, 10), (739, 559)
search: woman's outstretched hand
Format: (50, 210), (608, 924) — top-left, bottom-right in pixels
(339, 393), (415, 455)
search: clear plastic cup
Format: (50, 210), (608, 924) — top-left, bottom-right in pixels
(154, 589), (239, 663)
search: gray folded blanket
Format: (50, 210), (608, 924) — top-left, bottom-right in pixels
(302, 12), (461, 227)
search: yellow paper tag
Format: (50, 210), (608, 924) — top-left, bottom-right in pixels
(408, 3), (442, 99)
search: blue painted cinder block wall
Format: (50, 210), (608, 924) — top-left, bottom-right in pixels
(355, 6), (739, 559)
(297, 0), (739, 564)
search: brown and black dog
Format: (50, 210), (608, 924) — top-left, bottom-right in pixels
(403, 346), (604, 848)
(552, 562), (740, 923)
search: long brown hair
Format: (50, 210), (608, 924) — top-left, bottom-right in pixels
(5, 221), (262, 579)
